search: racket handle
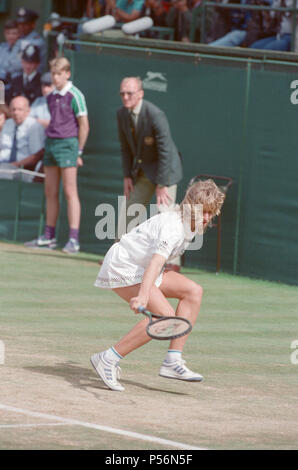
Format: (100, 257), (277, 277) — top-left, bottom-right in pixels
(138, 307), (162, 319)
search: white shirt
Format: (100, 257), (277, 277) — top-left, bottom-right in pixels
(0, 41), (22, 80)
(0, 116), (45, 163)
(23, 70), (38, 85)
(95, 210), (191, 289)
(131, 99), (143, 126)
(120, 209), (190, 262)
(30, 96), (51, 121)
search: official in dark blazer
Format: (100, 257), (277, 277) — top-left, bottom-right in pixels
(7, 44), (42, 105)
(117, 76), (183, 271)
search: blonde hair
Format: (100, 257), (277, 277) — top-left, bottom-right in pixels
(180, 179), (225, 224)
(49, 57), (71, 73)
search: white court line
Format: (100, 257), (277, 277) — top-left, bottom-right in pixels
(0, 403), (207, 450)
(0, 423), (68, 429)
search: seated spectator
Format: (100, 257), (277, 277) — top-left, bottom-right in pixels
(106, 0), (145, 22)
(141, 0), (166, 25)
(76, 0), (107, 46)
(8, 44), (42, 106)
(0, 20), (22, 98)
(208, 0), (251, 47)
(249, 0), (296, 51)
(30, 72), (54, 129)
(0, 96), (45, 179)
(16, 7), (46, 72)
(0, 104), (11, 134)
(51, 0), (89, 44)
(140, 0), (167, 37)
(208, 0), (233, 42)
(166, 0), (192, 42)
(85, 0), (106, 17)
(243, 0), (278, 47)
(52, 0), (87, 18)
(189, 0), (214, 43)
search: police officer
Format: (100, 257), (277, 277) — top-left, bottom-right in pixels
(16, 7), (46, 72)
(8, 44), (42, 105)
(0, 20), (22, 98)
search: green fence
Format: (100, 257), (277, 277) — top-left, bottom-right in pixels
(1, 38), (298, 285)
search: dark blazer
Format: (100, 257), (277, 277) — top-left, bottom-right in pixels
(8, 72), (42, 105)
(117, 99), (183, 187)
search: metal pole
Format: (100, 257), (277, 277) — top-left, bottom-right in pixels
(38, 191), (46, 238)
(201, 0), (206, 44)
(291, 0), (297, 52)
(233, 60), (252, 275)
(13, 173), (23, 242)
(55, 180), (64, 243)
(216, 213), (222, 273)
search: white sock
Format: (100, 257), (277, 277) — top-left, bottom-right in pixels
(164, 349), (182, 363)
(103, 347), (123, 364)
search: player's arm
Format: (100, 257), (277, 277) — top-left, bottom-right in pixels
(77, 115), (90, 165)
(12, 123), (45, 169)
(152, 111), (174, 206)
(115, 8), (141, 22)
(130, 254), (166, 313)
(36, 118), (51, 129)
(12, 148), (44, 168)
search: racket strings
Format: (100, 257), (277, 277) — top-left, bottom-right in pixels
(148, 317), (190, 339)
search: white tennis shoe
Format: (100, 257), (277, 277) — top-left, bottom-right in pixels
(24, 235), (57, 249)
(159, 358), (203, 382)
(62, 238), (80, 254)
(90, 352), (124, 391)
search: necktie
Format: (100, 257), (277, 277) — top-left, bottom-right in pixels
(9, 125), (18, 163)
(130, 111), (138, 129)
(130, 111), (137, 146)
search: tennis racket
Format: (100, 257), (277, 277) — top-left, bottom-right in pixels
(138, 307), (192, 340)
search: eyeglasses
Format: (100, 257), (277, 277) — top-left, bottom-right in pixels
(119, 91), (140, 97)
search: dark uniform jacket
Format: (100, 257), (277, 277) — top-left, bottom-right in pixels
(117, 99), (183, 187)
(8, 72), (42, 105)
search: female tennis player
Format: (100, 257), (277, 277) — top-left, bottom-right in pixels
(91, 179), (225, 391)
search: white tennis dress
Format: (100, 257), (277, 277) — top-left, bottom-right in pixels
(94, 209), (192, 289)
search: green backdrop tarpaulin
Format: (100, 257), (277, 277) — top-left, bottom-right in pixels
(66, 48), (244, 268)
(1, 43), (298, 285)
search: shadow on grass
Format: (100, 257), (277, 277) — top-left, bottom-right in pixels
(25, 362), (188, 396)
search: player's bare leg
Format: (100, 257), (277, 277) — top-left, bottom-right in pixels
(90, 283), (174, 391)
(61, 167), (81, 230)
(44, 166), (61, 227)
(158, 271), (204, 382)
(112, 283), (175, 357)
(61, 167), (81, 253)
(159, 271), (203, 350)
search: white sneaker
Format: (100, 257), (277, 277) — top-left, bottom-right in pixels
(90, 352), (124, 391)
(159, 358), (203, 382)
(24, 235), (57, 249)
(62, 238), (80, 254)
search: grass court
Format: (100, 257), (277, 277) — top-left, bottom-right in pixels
(0, 241), (297, 450)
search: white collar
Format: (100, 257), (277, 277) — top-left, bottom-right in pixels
(53, 81), (72, 96)
(23, 70), (37, 82)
